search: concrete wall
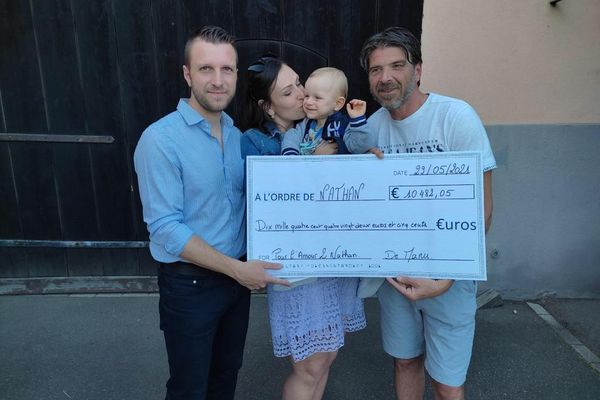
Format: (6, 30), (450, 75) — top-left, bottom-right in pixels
(421, 1), (600, 298)
(482, 125), (600, 299)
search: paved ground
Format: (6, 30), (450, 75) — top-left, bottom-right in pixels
(537, 298), (600, 356)
(1, 294), (599, 399)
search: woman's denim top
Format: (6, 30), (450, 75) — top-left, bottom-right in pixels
(241, 122), (282, 159)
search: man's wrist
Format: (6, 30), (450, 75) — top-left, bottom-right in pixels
(227, 259), (244, 281)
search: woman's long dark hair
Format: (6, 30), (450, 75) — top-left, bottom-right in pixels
(238, 55), (284, 133)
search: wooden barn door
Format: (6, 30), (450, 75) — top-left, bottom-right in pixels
(0, 0), (423, 292)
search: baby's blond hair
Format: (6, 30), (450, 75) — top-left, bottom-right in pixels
(307, 67), (348, 98)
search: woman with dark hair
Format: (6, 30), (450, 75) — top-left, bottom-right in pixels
(240, 56), (366, 400)
(239, 55), (330, 156)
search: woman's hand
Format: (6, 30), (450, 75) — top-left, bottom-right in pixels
(314, 140), (338, 155)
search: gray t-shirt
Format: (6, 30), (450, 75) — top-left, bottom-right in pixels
(361, 92), (496, 171)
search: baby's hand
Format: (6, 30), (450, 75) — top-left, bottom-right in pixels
(346, 99), (367, 118)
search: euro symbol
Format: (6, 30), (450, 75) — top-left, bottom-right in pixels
(391, 187), (400, 199)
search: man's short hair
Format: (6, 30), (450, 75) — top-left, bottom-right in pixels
(359, 27), (422, 71)
(184, 25), (236, 66)
(307, 67), (348, 98)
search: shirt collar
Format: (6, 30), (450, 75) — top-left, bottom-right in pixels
(177, 98), (234, 128)
(263, 121), (283, 138)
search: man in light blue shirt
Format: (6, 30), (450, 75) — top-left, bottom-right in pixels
(134, 26), (287, 400)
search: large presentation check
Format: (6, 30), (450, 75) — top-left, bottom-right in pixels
(246, 152), (487, 280)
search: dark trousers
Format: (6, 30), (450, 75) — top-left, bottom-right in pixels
(158, 264), (251, 400)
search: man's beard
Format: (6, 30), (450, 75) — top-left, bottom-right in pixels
(191, 86), (234, 113)
(374, 74), (418, 111)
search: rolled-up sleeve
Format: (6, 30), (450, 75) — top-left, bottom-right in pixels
(134, 129), (194, 257)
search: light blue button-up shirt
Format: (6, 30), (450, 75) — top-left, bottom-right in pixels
(134, 99), (246, 262)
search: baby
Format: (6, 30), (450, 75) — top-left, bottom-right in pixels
(276, 67), (372, 290)
(281, 67), (369, 155)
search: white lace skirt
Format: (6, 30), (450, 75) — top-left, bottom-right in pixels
(267, 277), (366, 362)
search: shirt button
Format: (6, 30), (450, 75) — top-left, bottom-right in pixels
(193, 280), (197, 285)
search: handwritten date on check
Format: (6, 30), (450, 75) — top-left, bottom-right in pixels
(246, 152), (487, 280)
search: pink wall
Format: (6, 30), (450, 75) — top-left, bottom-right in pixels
(421, 0), (600, 124)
